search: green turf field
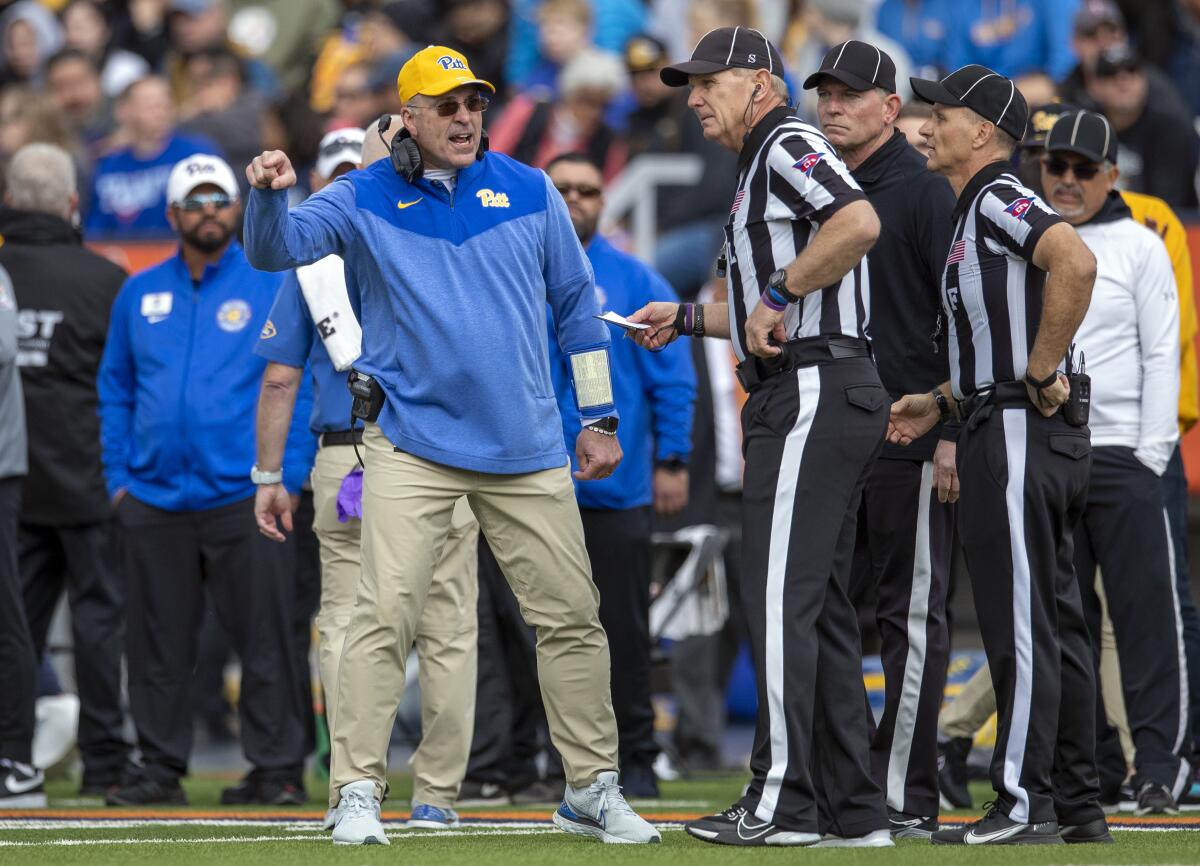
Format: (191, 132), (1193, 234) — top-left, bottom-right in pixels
(1, 777), (1197, 865)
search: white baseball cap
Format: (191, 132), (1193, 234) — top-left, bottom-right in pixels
(166, 154), (239, 206)
(315, 128), (366, 180)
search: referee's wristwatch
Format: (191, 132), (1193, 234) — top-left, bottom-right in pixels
(767, 269), (801, 303)
(584, 416), (619, 437)
(250, 464), (283, 485)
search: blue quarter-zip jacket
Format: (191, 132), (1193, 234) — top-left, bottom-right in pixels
(98, 242), (316, 511)
(243, 152), (612, 475)
(550, 236), (695, 510)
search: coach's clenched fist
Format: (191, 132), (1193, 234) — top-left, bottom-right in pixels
(246, 150), (297, 191)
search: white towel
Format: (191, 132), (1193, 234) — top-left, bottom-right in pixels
(296, 254), (362, 371)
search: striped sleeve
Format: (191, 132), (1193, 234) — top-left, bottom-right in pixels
(766, 132), (866, 223)
(978, 184), (1062, 260)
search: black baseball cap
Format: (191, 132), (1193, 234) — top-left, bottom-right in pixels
(1074, 0), (1124, 35)
(1094, 43), (1141, 77)
(802, 40), (897, 93)
(910, 64), (1028, 141)
(1022, 101), (1077, 149)
(660, 26), (786, 87)
(625, 34), (669, 73)
(1044, 109), (1118, 163)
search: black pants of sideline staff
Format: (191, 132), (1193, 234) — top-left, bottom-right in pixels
(1074, 445), (1191, 797)
(737, 353), (889, 837)
(0, 476), (36, 765)
(956, 398), (1104, 826)
(20, 519), (130, 788)
(116, 494), (309, 784)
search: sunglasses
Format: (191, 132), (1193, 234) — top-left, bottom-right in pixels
(177, 192), (235, 211)
(1041, 158), (1103, 180)
(555, 183), (602, 199)
(410, 94), (490, 116)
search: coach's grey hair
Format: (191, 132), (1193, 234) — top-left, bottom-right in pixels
(559, 49), (629, 97)
(5, 143), (77, 216)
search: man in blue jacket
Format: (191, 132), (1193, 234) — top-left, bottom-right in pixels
(98, 154), (316, 807)
(546, 152), (695, 795)
(243, 47), (659, 846)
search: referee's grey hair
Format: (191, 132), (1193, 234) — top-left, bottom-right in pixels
(732, 67), (789, 101)
(5, 143), (76, 216)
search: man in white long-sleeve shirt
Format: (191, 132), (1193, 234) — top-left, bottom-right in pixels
(1042, 109), (1192, 814)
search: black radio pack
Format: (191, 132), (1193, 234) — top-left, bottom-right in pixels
(1063, 346), (1090, 428)
(347, 369), (384, 423)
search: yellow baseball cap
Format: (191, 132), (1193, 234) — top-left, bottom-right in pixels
(397, 46), (496, 104)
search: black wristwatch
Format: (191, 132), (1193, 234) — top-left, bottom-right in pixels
(767, 268), (801, 303)
(584, 416), (619, 436)
(656, 456), (688, 472)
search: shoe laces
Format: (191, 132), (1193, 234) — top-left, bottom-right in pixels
(591, 776), (638, 820)
(342, 786), (377, 819)
(719, 805), (747, 821)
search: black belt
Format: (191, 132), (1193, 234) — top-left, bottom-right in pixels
(736, 336), (870, 393)
(958, 381), (1031, 424)
(320, 429), (363, 447)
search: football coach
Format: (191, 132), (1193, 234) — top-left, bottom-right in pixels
(242, 47), (659, 847)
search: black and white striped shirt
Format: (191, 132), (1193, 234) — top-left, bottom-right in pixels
(724, 107), (870, 363)
(941, 161), (1063, 400)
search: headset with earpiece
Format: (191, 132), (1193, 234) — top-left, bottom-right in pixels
(375, 114), (489, 183)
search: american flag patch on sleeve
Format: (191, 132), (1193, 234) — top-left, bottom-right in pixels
(730, 190), (745, 215)
(947, 239), (967, 265)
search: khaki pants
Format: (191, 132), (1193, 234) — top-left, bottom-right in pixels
(940, 571), (1133, 767)
(330, 425), (617, 801)
(312, 441), (479, 809)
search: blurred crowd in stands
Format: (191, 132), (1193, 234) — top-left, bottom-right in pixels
(0, 0), (1196, 253)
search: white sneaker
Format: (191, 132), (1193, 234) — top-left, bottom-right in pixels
(33, 694), (79, 770)
(331, 780), (389, 846)
(815, 829), (895, 848)
(552, 771), (661, 844)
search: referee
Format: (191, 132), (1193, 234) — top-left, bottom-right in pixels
(888, 65), (1109, 845)
(805, 40), (956, 837)
(632, 27), (892, 848)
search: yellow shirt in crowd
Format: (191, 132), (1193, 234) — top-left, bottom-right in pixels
(1121, 190), (1198, 434)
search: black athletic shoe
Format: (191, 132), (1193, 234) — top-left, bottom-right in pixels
(509, 779), (565, 805)
(220, 774), (306, 805)
(931, 802), (1064, 845)
(1135, 782), (1179, 816)
(456, 780), (507, 806)
(0, 759), (47, 808)
(937, 737), (973, 809)
(620, 764), (659, 799)
(1059, 817), (1114, 844)
(888, 811), (938, 839)
(105, 776), (187, 806)
(684, 804), (820, 846)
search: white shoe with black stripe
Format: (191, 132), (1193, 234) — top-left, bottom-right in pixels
(684, 804), (820, 846)
(552, 771), (660, 844)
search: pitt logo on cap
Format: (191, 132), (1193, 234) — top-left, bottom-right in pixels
(793, 152), (824, 175)
(437, 55), (467, 71)
(1005, 197), (1034, 220)
(476, 189), (510, 208)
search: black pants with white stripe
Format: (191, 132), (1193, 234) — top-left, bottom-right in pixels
(851, 458), (953, 819)
(1073, 446), (1192, 797)
(737, 355), (890, 837)
(957, 405), (1104, 826)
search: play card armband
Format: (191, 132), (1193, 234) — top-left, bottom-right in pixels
(568, 345), (616, 420)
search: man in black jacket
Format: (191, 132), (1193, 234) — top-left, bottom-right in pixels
(805, 41), (956, 839)
(1, 143), (131, 795)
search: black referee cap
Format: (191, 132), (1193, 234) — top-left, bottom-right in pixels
(910, 64), (1029, 141)
(1044, 109), (1118, 164)
(1022, 101), (1077, 149)
(802, 40), (897, 93)
(660, 26), (786, 87)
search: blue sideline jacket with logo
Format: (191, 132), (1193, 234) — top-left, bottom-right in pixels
(549, 235), (695, 510)
(254, 268), (357, 434)
(243, 152), (613, 475)
(98, 242), (316, 511)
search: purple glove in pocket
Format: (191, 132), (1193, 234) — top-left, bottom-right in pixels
(336, 466), (364, 523)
